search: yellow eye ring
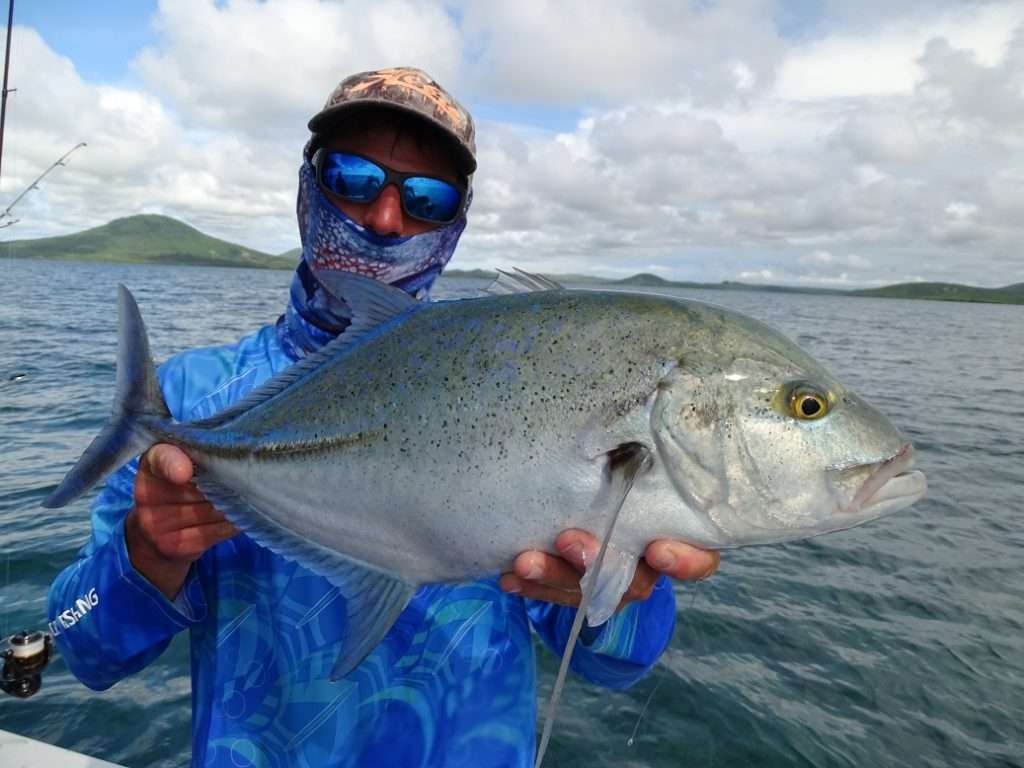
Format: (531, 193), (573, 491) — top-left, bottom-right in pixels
(791, 391), (828, 420)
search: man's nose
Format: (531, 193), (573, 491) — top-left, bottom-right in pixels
(362, 184), (405, 237)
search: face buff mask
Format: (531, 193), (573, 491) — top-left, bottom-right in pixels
(278, 148), (468, 357)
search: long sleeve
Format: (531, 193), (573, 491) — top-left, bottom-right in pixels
(46, 325), (291, 692)
(526, 575), (676, 690)
(46, 459), (208, 691)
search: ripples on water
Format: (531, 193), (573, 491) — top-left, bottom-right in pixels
(1, 260), (1021, 767)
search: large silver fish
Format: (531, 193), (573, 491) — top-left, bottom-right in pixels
(44, 270), (926, 681)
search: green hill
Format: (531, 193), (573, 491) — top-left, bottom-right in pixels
(3, 214), (292, 269)
(442, 268), (499, 280)
(443, 271), (1020, 305)
(6, 218), (1021, 306)
(851, 282), (1024, 304)
(614, 272), (674, 286)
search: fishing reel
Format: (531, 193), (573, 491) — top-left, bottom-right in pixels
(1, 630), (53, 699)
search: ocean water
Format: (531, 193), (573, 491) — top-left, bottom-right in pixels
(0, 259), (1021, 767)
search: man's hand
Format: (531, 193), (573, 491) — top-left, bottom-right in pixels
(498, 529), (719, 612)
(125, 444), (238, 600)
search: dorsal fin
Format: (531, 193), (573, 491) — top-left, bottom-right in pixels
(484, 268), (563, 295)
(190, 274), (420, 430)
(188, 328), (362, 429)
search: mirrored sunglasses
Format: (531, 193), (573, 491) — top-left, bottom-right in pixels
(314, 150), (465, 225)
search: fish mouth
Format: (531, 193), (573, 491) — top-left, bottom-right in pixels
(842, 443), (927, 515)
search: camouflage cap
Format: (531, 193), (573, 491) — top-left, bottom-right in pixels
(308, 67), (476, 175)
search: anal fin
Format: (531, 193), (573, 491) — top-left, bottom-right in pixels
(326, 567), (415, 680)
(194, 476), (414, 680)
(584, 541), (640, 627)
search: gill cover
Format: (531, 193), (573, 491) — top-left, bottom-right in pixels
(649, 365), (740, 544)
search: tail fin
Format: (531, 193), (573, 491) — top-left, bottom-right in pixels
(43, 285), (170, 508)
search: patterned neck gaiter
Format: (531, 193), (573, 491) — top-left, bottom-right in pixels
(277, 146), (468, 358)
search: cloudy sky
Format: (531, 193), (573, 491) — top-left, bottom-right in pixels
(2, 0), (1023, 287)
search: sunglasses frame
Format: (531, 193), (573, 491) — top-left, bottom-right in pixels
(313, 149), (467, 225)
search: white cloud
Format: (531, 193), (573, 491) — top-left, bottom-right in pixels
(135, 0), (463, 138)
(462, 2), (1024, 286)
(836, 111), (923, 163)
(2, 0), (1023, 286)
(459, 0), (785, 106)
(1, 25), (296, 249)
(944, 202), (978, 219)
(774, 2), (1024, 100)
(739, 269), (775, 281)
(787, 250), (873, 285)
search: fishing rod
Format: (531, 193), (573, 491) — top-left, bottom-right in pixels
(0, 0), (14, 182)
(0, 0), (86, 229)
(1, 631), (53, 698)
(0, 0), (57, 701)
(0, 141), (87, 228)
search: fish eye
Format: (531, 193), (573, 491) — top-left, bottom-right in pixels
(791, 389), (829, 420)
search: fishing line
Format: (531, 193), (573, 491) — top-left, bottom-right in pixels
(533, 502), (627, 768)
(687, 577), (706, 655)
(626, 676), (663, 747)
(625, 568), (708, 749)
(3, 555), (9, 640)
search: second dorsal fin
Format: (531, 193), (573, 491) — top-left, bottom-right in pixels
(484, 268), (563, 295)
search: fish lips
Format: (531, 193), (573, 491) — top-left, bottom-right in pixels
(833, 443), (927, 516)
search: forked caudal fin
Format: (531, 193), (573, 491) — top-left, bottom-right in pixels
(42, 285), (169, 508)
(42, 282), (415, 681)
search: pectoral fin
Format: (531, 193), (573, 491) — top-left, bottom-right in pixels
(584, 541), (640, 627)
(534, 441), (652, 768)
(315, 269), (419, 331)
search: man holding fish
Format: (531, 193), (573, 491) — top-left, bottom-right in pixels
(48, 68), (719, 767)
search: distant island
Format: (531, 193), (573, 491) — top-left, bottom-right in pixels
(4, 214), (1021, 305)
(445, 269), (1024, 305)
(850, 281), (1024, 304)
(1, 214), (293, 270)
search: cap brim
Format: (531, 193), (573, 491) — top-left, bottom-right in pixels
(308, 100), (476, 176)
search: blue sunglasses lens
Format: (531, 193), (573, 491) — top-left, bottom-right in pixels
(318, 152), (462, 223)
(321, 153), (385, 202)
(402, 177), (462, 223)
